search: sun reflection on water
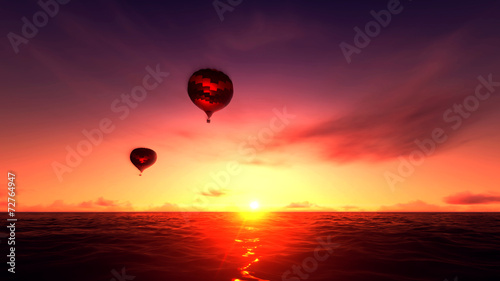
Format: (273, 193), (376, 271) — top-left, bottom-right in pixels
(230, 214), (270, 281)
(238, 211), (267, 221)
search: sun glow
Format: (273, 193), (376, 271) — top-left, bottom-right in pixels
(238, 201), (266, 221)
(250, 201), (259, 210)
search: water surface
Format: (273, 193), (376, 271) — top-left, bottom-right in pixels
(7, 212), (500, 280)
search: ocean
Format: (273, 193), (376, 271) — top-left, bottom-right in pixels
(4, 212), (500, 280)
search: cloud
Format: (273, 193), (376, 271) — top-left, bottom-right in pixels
(78, 197), (127, 208)
(20, 198), (133, 212)
(280, 87), (470, 163)
(341, 205), (360, 211)
(208, 13), (308, 52)
(285, 201), (318, 208)
(271, 30), (500, 163)
(19, 199), (198, 212)
(242, 158), (290, 167)
(378, 200), (456, 212)
(283, 201), (337, 212)
(146, 203), (182, 212)
(201, 189), (227, 197)
(379, 199), (500, 212)
(443, 192), (500, 205)
(78, 197), (122, 208)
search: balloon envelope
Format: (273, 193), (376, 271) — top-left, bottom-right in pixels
(187, 69), (233, 123)
(130, 148), (157, 175)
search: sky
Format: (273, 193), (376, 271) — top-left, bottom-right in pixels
(1, 0), (500, 212)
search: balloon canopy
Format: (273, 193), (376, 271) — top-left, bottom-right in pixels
(187, 68), (233, 123)
(130, 148), (157, 176)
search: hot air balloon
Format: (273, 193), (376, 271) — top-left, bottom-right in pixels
(130, 148), (157, 176)
(187, 68), (233, 123)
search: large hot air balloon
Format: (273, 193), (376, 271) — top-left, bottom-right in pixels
(130, 148), (157, 176)
(187, 68), (233, 123)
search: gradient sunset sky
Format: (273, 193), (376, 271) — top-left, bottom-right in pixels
(2, 0), (500, 212)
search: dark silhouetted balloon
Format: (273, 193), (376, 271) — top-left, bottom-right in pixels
(130, 148), (157, 176)
(187, 68), (233, 123)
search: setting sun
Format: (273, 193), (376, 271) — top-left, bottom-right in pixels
(250, 201), (259, 210)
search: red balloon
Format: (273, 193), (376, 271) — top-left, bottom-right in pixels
(130, 148), (157, 176)
(187, 69), (233, 123)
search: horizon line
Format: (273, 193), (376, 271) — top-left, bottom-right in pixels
(7, 211), (500, 213)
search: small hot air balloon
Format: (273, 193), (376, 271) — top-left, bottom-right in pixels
(130, 148), (157, 176)
(187, 68), (233, 123)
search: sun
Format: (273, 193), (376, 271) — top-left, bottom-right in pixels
(250, 201), (259, 210)
(239, 201), (266, 220)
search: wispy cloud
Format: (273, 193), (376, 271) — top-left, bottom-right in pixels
(341, 205), (360, 211)
(283, 201), (337, 212)
(208, 13), (308, 52)
(285, 201), (318, 208)
(78, 197), (121, 208)
(20, 198), (133, 212)
(378, 199), (500, 212)
(242, 158), (290, 167)
(271, 30), (500, 163)
(146, 203), (182, 212)
(379, 200), (455, 212)
(444, 192), (500, 205)
(201, 189), (227, 197)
